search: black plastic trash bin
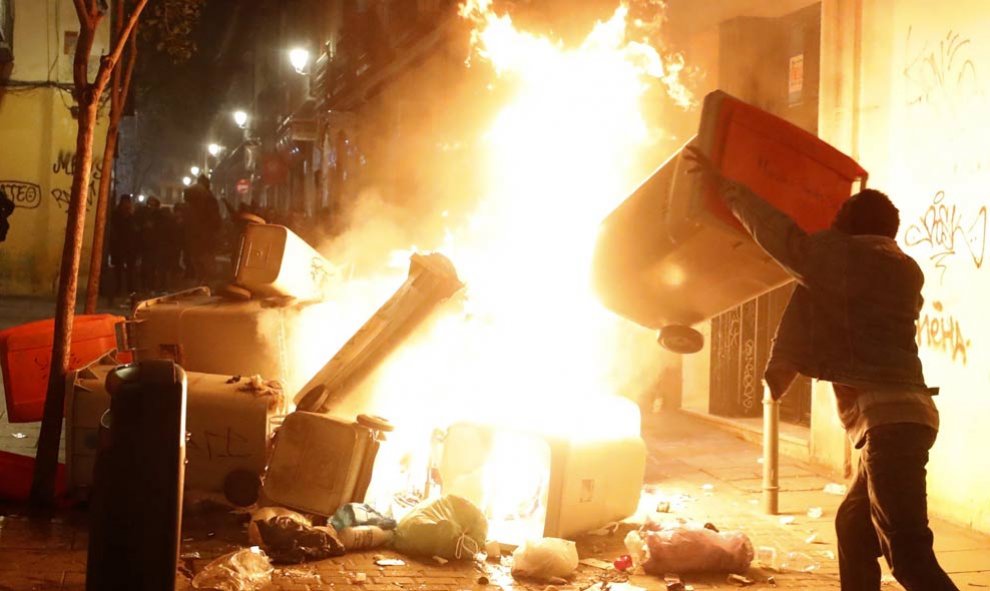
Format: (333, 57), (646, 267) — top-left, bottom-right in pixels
(86, 360), (187, 591)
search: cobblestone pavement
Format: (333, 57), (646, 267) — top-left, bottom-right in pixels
(2, 298), (990, 590)
(2, 411), (989, 590)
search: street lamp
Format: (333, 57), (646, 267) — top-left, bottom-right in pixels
(182, 176), (192, 187)
(208, 143), (222, 157)
(190, 165), (201, 177)
(233, 110), (249, 128)
(289, 47), (311, 74)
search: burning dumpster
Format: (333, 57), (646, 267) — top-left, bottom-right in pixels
(592, 90), (868, 353)
(119, 224), (342, 393)
(294, 252), (463, 413)
(262, 412), (394, 516)
(118, 287), (338, 395)
(234, 222), (338, 302)
(66, 352), (286, 506)
(437, 400), (646, 545)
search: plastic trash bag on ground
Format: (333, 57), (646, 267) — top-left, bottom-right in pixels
(636, 525), (754, 574)
(511, 538), (579, 581)
(254, 516), (346, 564)
(338, 525), (393, 551)
(247, 507), (310, 546)
(192, 547), (273, 591)
(331, 502), (397, 531)
(624, 530), (648, 566)
(393, 495), (487, 560)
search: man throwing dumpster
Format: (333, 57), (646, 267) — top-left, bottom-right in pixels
(684, 146), (956, 591)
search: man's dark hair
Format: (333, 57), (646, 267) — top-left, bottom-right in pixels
(198, 174), (211, 189)
(831, 188), (900, 238)
(118, 194), (133, 205)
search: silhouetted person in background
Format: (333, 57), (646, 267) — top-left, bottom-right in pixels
(109, 195), (138, 303)
(138, 196), (163, 292)
(0, 188), (14, 242)
(173, 202), (192, 282)
(183, 175), (222, 283)
(157, 205), (182, 291)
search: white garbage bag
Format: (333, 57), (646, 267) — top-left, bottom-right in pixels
(192, 547), (273, 591)
(511, 537), (579, 581)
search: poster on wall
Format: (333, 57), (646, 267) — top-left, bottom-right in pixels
(788, 54), (804, 106)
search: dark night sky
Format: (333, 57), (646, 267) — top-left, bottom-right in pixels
(128, 0), (257, 189)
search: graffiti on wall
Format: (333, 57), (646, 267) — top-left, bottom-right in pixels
(902, 27), (989, 176)
(186, 428), (252, 462)
(50, 150), (100, 212)
(917, 300), (972, 365)
(903, 28), (980, 115)
(0, 181), (42, 209)
(904, 190), (987, 282)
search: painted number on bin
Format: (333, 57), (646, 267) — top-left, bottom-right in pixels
(187, 428), (252, 461)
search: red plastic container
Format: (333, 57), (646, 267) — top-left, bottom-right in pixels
(593, 91), (868, 353)
(697, 90), (868, 234)
(0, 451), (66, 501)
(0, 314), (128, 423)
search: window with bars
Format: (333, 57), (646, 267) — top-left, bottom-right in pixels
(709, 283), (812, 426)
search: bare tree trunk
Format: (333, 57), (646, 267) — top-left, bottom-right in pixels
(84, 118), (120, 313)
(85, 1), (138, 314)
(31, 0), (148, 508)
(30, 97), (100, 508)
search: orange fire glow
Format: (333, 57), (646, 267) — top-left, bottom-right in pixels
(311, 1), (692, 539)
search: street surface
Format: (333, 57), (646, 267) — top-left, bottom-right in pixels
(2, 298), (990, 590)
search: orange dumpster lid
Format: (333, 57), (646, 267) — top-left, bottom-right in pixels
(699, 90), (869, 234)
(0, 314), (128, 423)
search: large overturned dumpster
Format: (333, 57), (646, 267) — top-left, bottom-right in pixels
(592, 90), (868, 353)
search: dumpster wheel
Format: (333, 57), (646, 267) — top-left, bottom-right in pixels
(223, 469), (262, 507)
(658, 325), (704, 354)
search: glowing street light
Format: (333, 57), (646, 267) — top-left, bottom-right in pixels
(289, 47), (311, 74)
(208, 143), (222, 157)
(137, 194), (146, 203)
(182, 176), (192, 187)
(233, 110), (249, 128)
(191, 165), (201, 176)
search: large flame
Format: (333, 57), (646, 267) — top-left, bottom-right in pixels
(360, 0), (690, 422)
(314, 1), (691, 537)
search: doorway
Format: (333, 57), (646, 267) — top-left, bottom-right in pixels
(707, 3), (821, 427)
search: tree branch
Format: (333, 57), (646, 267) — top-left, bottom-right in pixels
(72, 17), (98, 97)
(73, 0), (89, 22)
(120, 24), (139, 106)
(94, 0), (148, 94)
(108, 0), (123, 111)
(112, 0), (124, 47)
(111, 0), (148, 71)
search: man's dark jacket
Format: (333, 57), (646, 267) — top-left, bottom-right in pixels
(719, 180), (934, 396)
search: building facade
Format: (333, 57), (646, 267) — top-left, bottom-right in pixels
(200, 0), (990, 536)
(673, 0), (990, 535)
(204, 0), (459, 231)
(0, 0), (109, 296)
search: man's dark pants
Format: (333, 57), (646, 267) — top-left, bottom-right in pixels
(112, 254), (137, 301)
(836, 423), (958, 590)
